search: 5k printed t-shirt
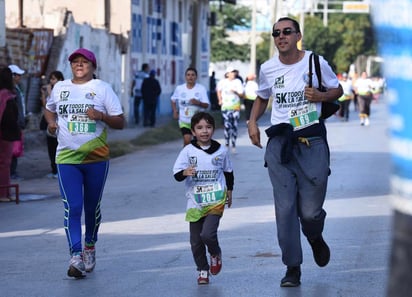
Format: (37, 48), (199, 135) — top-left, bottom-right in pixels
(217, 78), (243, 111)
(256, 51), (340, 130)
(173, 142), (233, 222)
(46, 79), (123, 164)
(170, 83), (209, 129)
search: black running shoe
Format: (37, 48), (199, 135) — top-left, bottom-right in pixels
(280, 266), (301, 287)
(308, 235), (330, 267)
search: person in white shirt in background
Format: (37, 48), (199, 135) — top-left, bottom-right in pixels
(243, 73), (259, 123)
(171, 67), (210, 146)
(354, 71), (373, 126)
(337, 72), (354, 122)
(216, 66), (244, 153)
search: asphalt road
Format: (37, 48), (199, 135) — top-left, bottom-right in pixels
(0, 100), (392, 297)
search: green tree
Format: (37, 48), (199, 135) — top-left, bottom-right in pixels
(302, 14), (377, 73)
(210, 3), (251, 62)
(256, 32), (271, 66)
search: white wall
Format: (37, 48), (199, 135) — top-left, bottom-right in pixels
(4, 0), (211, 123)
(52, 16), (124, 117)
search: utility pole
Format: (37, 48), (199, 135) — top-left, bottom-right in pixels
(323, 0), (328, 26)
(269, 0), (282, 57)
(299, 0), (305, 49)
(249, 0), (257, 74)
(18, 0), (24, 27)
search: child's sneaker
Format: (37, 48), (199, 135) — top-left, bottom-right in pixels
(83, 247), (96, 272)
(67, 254), (86, 278)
(210, 254), (222, 275)
(197, 270), (209, 285)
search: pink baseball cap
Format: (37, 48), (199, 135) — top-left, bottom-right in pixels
(68, 48), (97, 67)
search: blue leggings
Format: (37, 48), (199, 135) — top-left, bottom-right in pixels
(58, 161), (109, 255)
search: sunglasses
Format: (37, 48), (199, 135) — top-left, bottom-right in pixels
(271, 28), (298, 38)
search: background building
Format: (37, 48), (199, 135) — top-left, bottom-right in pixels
(1, 0), (211, 125)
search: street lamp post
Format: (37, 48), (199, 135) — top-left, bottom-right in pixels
(250, 0), (256, 74)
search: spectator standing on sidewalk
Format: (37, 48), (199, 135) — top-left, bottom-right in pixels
(247, 17), (342, 287)
(40, 70), (64, 178)
(171, 67), (210, 146)
(8, 64), (26, 180)
(173, 112), (234, 285)
(0, 67), (21, 202)
(44, 48), (125, 278)
(141, 69), (161, 127)
(131, 63), (150, 125)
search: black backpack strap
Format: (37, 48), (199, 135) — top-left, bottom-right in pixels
(311, 52), (327, 92)
(313, 53), (324, 91)
(308, 53), (314, 87)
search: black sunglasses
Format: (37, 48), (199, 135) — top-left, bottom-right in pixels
(271, 28), (297, 38)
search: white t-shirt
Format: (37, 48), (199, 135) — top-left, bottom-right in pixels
(354, 77), (373, 96)
(257, 50), (340, 130)
(46, 79), (123, 164)
(133, 70), (149, 97)
(173, 142), (233, 222)
(217, 78), (244, 111)
(244, 80), (258, 100)
(170, 83), (209, 129)
(339, 79), (353, 101)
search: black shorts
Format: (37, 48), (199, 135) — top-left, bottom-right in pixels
(180, 127), (192, 136)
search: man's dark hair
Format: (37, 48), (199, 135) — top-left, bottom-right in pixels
(142, 63), (149, 71)
(272, 17), (301, 35)
(191, 112), (215, 130)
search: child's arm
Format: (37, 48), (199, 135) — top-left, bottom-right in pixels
(224, 171), (234, 190)
(226, 190), (232, 208)
(224, 171), (234, 208)
(174, 166), (197, 182)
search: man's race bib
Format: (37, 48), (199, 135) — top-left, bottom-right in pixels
(193, 183), (225, 206)
(67, 114), (96, 134)
(289, 102), (319, 130)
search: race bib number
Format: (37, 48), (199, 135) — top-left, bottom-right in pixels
(193, 183), (224, 206)
(67, 114), (96, 134)
(289, 103), (319, 130)
(184, 106), (198, 117)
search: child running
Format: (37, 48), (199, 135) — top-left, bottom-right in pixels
(173, 111), (234, 285)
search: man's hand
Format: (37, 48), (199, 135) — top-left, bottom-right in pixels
(304, 86), (323, 102)
(248, 121), (262, 148)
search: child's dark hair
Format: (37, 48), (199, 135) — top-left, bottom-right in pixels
(49, 70), (64, 81)
(185, 67), (198, 76)
(191, 112), (215, 130)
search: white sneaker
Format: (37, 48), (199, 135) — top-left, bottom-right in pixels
(364, 117), (370, 126)
(360, 118), (365, 126)
(197, 270), (209, 285)
(83, 247), (96, 272)
(46, 173), (58, 179)
(67, 254), (86, 278)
